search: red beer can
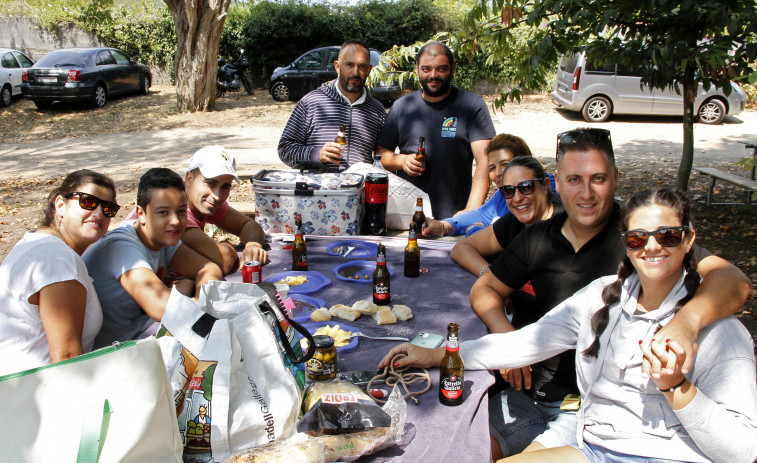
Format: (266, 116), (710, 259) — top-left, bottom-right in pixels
(242, 261), (262, 284)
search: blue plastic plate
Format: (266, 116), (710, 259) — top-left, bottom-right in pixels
(332, 260), (394, 283)
(288, 294), (327, 322)
(302, 321), (359, 352)
(265, 270), (331, 294)
(326, 240), (379, 258)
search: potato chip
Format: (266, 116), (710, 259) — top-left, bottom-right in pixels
(276, 275), (308, 286)
(301, 324), (353, 349)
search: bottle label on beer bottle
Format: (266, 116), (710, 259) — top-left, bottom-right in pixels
(440, 374), (464, 399)
(373, 282), (390, 301)
(365, 182), (388, 204)
(446, 334), (459, 351)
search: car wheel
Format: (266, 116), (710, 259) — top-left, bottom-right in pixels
(92, 84), (107, 108)
(271, 82), (290, 101)
(697, 99), (726, 125)
(141, 75), (151, 95)
(581, 96), (611, 122)
(1, 85), (11, 107)
(33, 100), (52, 109)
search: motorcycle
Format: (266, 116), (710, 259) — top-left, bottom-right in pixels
(216, 49), (254, 97)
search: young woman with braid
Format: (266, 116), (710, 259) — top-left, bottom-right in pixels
(380, 189), (757, 463)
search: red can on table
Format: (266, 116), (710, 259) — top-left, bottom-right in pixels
(242, 261), (262, 284)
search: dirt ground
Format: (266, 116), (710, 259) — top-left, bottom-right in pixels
(1, 84), (755, 341)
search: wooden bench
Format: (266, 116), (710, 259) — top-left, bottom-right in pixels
(694, 142), (757, 206)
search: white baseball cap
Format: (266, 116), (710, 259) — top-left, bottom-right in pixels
(188, 145), (240, 183)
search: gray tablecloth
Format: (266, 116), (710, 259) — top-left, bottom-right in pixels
(231, 235), (494, 462)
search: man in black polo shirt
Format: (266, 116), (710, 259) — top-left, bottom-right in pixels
(471, 128), (752, 459)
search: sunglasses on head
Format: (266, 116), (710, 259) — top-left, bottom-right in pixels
(556, 128), (613, 159)
(499, 179), (539, 199)
(620, 225), (690, 250)
(64, 192), (120, 218)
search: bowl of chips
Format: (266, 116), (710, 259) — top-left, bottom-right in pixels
(301, 322), (359, 352)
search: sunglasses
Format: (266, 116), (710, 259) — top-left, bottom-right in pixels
(499, 179), (539, 199)
(64, 192), (120, 218)
(620, 226), (690, 250)
(556, 128), (613, 159)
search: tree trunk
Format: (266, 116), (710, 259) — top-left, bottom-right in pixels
(676, 63), (696, 191)
(164, 0), (231, 112)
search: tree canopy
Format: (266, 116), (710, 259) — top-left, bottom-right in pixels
(378, 0), (756, 189)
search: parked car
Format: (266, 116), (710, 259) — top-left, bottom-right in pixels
(551, 52), (746, 124)
(0, 48), (34, 107)
(269, 46), (403, 103)
(20, 47), (151, 109)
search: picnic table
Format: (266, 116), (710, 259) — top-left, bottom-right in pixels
(228, 234), (495, 462)
(695, 141), (757, 206)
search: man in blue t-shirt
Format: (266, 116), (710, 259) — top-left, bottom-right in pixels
(376, 41), (496, 220)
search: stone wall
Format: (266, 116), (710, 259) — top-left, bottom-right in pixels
(0, 17), (173, 84)
(0, 17), (104, 61)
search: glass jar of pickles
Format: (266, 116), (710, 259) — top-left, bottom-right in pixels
(306, 335), (337, 381)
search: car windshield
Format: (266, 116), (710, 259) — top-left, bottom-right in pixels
(36, 50), (88, 68)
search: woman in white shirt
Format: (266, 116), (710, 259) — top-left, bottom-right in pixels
(380, 189), (757, 463)
(0, 169), (120, 375)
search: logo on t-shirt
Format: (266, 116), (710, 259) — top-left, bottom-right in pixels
(441, 117), (457, 138)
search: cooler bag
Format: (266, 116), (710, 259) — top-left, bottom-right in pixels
(252, 169), (364, 236)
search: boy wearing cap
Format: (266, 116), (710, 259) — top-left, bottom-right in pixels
(183, 145), (267, 275)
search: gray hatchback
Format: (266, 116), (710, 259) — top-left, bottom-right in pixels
(551, 52), (746, 124)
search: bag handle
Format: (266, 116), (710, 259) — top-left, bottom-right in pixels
(257, 282), (316, 364)
(76, 399), (111, 463)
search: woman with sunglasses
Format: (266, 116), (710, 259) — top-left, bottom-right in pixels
(451, 156), (562, 281)
(0, 169), (120, 375)
(382, 189), (757, 462)
(423, 134), (556, 237)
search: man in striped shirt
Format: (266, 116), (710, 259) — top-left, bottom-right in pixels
(278, 39), (387, 170)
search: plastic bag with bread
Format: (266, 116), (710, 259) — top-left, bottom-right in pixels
(224, 386), (407, 463)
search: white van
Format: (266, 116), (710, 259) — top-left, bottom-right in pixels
(551, 52), (746, 124)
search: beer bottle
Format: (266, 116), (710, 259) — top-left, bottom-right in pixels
(411, 197), (425, 232)
(415, 136), (427, 172)
(292, 218), (308, 271)
(404, 222), (420, 278)
(335, 124), (347, 148)
(372, 243), (391, 305)
(362, 154), (388, 235)
(439, 323), (464, 406)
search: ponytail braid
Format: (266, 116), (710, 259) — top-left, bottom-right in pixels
(674, 251), (700, 311)
(582, 257), (635, 358)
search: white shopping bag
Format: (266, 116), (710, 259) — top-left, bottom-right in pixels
(161, 280), (314, 462)
(0, 338), (183, 463)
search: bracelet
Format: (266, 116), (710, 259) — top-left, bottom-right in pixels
(658, 377), (687, 392)
(479, 265), (489, 277)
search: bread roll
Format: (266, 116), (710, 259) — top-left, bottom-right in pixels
(352, 300), (379, 315)
(372, 307), (397, 325)
(329, 304), (361, 321)
(310, 307), (331, 322)
(391, 304), (413, 321)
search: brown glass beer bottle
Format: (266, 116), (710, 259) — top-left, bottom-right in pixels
(372, 243), (391, 305)
(411, 197), (425, 232)
(335, 125), (346, 148)
(292, 218), (308, 271)
(439, 323), (464, 406)
(404, 222), (420, 278)
(415, 136), (427, 172)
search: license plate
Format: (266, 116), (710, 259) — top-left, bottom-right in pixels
(38, 77), (57, 83)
